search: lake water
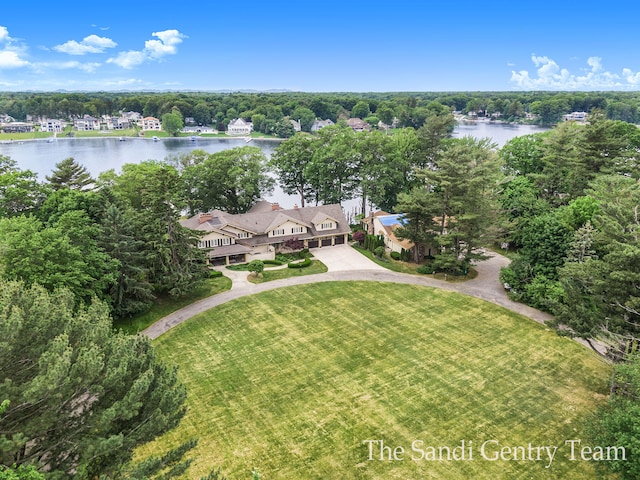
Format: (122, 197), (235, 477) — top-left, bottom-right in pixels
(0, 122), (549, 214)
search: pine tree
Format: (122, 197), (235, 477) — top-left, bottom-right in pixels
(45, 157), (94, 190)
(100, 203), (155, 319)
(0, 282), (187, 478)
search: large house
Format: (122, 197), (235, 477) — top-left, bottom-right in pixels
(141, 116), (162, 131)
(311, 119), (334, 131)
(227, 118), (253, 135)
(347, 117), (371, 132)
(363, 211), (435, 261)
(1, 122), (33, 133)
(74, 115), (100, 131)
(180, 201), (350, 266)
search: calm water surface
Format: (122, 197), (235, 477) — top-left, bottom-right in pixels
(0, 122), (549, 211)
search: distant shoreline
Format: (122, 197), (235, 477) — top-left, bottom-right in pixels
(0, 135), (284, 145)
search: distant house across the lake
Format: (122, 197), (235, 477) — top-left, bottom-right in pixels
(227, 118), (253, 135)
(311, 119), (334, 131)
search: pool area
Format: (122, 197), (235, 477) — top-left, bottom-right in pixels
(377, 214), (407, 226)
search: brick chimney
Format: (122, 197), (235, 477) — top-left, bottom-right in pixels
(271, 203), (280, 211)
(198, 212), (212, 224)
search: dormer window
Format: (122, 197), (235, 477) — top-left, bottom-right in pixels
(273, 228), (285, 236)
(292, 226), (304, 234)
(320, 222), (334, 230)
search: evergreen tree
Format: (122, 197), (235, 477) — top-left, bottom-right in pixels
(0, 282), (187, 478)
(100, 203), (155, 319)
(45, 157), (94, 191)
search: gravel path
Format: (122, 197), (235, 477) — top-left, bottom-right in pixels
(142, 246), (556, 340)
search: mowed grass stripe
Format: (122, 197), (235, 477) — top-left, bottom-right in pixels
(138, 282), (611, 479)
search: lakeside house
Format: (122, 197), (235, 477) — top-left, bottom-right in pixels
(40, 119), (65, 133)
(1, 121), (34, 133)
(311, 119), (334, 131)
(227, 118), (253, 135)
(104, 115), (132, 130)
(141, 116), (162, 131)
(563, 111), (588, 122)
(74, 115), (100, 131)
(180, 201), (350, 266)
(347, 117), (371, 132)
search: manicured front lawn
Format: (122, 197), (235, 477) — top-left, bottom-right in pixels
(113, 276), (232, 334)
(247, 260), (328, 283)
(139, 282), (611, 479)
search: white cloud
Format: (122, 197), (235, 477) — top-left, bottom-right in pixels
(0, 26), (10, 43)
(107, 50), (147, 69)
(510, 54), (635, 90)
(587, 56), (602, 72)
(0, 50), (29, 68)
(54, 34), (117, 55)
(107, 29), (186, 69)
(0, 26), (30, 69)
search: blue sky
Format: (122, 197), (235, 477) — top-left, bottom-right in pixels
(1, 1), (639, 92)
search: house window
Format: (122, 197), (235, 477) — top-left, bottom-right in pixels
(237, 232), (250, 239)
(273, 228), (285, 236)
(291, 226), (304, 234)
(320, 222), (334, 230)
(199, 237), (232, 248)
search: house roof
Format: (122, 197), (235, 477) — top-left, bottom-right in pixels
(207, 244), (253, 259)
(373, 213), (414, 250)
(180, 203), (350, 245)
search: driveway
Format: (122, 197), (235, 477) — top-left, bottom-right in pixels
(309, 244), (386, 271)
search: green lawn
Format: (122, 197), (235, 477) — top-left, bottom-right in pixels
(139, 282), (613, 479)
(113, 276), (232, 334)
(248, 260), (328, 284)
(352, 245), (478, 282)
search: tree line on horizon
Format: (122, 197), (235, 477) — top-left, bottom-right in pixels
(2, 90), (640, 131)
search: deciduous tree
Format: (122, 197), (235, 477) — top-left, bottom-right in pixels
(182, 146), (274, 214)
(270, 133), (318, 207)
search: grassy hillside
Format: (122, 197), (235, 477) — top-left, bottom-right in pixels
(139, 282), (613, 479)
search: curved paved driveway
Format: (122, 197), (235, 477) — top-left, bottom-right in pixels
(142, 246), (555, 340)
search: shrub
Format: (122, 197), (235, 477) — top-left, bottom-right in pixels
(416, 264), (436, 274)
(263, 259), (283, 265)
(352, 230), (365, 245)
(374, 246), (385, 258)
(284, 236), (304, 251)
(247, 260), (264, 275)
(390, 251), (401, 260)
(209, 269), (223, 278)
(288, 258), (312, 269)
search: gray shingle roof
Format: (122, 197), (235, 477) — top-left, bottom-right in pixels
(180, 203), (350, 243)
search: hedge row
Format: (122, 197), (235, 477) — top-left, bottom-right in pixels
(263, 259), (284, 266)
(287, 258), (312, 269)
